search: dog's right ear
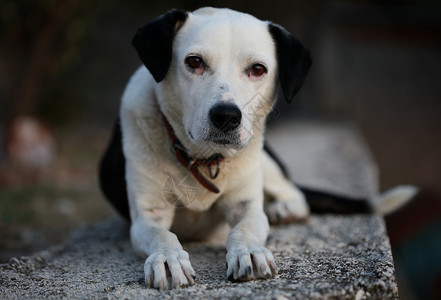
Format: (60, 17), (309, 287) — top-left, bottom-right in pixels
(132, 9), (188, 82)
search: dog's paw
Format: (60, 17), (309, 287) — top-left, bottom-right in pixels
(144, 249), (196, 290)
(226, 245), (277, 282)
(265, 198), (309, 225)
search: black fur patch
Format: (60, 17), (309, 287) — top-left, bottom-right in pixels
(299, 186), (373, 214)
(132, 9), (188, 82)
(99, 118), (130, 221)
(268, 23), (312, 103)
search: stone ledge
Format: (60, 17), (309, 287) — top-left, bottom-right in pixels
(1, 215), (397, 299)
(0, 122), (399, 299)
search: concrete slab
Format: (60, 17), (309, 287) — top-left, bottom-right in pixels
(0, 122), (399, 299)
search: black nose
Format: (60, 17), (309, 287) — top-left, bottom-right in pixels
(209, 104), (242, 132)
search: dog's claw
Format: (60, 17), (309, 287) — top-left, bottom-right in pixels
(268, 260), (278, 275)
(145, 274), (153, 288)
(245, 266), (252, 276)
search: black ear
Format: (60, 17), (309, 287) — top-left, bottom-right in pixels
(132, 9), (188, 82)
(268, 23), (312, 103)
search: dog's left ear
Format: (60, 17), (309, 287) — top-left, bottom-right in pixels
(268, 23), (312, 103)
(132, 9), (188, 82)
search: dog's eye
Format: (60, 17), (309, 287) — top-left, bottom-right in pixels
(185, 56), (205, 74)
(249, 64), (267, 77)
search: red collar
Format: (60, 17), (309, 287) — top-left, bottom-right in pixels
(162, 113), (224, 193)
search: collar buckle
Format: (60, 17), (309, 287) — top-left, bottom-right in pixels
(208, 159), (221, 179)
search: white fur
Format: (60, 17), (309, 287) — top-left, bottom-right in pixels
(373, 185), (418, 215)
(119, 8), (308, 290)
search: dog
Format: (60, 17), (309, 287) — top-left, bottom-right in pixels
(99, 7), (417, 290)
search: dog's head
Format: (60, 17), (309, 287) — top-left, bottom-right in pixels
(132, 7), (312, 158)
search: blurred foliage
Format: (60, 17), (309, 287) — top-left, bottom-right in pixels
(0, 0), (102, 125)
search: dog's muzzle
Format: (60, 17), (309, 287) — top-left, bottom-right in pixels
(209, 103), (242, 133)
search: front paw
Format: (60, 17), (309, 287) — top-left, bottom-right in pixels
(144, 249), (196, 290)
(226, 245), (277, 282)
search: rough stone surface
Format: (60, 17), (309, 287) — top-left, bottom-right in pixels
(0, 122), (399, 299)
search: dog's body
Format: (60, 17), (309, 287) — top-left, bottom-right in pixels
(100, 7), (311, 290)
(99, 7), (417, 291)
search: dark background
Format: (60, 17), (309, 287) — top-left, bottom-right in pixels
(1, 0), (440, 299)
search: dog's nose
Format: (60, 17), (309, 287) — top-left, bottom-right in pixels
(209, 104), (242, 132)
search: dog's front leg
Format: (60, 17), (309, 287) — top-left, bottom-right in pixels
(121, 112), (196, 290)
(130, 209), (196, 290)
(222, 181), (277, 282)
(126, 160), (195, 290)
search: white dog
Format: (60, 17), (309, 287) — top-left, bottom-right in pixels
(99, 7), (416, 290)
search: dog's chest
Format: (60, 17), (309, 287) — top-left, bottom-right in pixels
(164, 159), (252, 212)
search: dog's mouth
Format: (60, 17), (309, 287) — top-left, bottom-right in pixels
(204, 136), (244, 150)
(204, 130), (242, 147)
(187, 129), (247, 152)
(188, 129), (239, 144)
(185, 130), (249, 158)
(210, 138), (239, 146)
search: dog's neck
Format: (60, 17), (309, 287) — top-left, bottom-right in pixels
(161, 112), (225, 193)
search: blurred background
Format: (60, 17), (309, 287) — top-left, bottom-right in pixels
(0, 0), (440, 298)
